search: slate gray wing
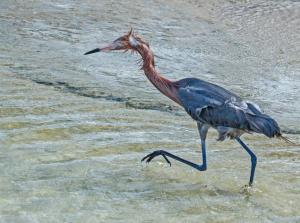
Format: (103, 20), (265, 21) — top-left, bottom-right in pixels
(176, 78), (281, 137)
(177, 78), (242, 123)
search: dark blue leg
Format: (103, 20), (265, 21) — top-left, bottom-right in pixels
(141, 123), (208, 171)
(236, 137), (257, 186)
(198, 123), (208, 170)
(200, 139), (207, 170)
(141, 149), (206, 171)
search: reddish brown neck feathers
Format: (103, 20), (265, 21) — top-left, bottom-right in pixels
(136, 44), (181, 105)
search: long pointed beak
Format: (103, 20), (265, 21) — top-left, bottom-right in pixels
(84, 48), (100, 55)
(84, 42), (117, 55)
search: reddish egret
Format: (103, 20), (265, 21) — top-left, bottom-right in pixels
(85, 29), (289, 186)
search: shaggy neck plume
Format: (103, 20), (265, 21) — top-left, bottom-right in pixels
(135, 44), (181, 105)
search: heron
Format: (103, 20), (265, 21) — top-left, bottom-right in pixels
(84, 29), (289, 186)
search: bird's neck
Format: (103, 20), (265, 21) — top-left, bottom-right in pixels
(136, 44), (181, 105)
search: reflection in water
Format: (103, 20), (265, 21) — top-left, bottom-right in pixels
(0, 0), (300, 222)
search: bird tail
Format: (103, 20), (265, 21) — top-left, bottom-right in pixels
(246, 114), (295, 145)
(246, 114), (280, 137)
(277, 134), (295, 145)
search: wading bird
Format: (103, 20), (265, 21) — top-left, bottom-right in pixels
(85, 29), (288, 186)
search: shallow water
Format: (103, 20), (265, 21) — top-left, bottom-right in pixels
(1, 0), (300, 222)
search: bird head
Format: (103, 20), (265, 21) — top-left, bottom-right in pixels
(84, 28), (146, 55)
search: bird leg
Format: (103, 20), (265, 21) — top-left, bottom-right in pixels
(142, 123), (208, 171)
(141, 142), (207, 171)
(236, 137), (257, 186)
(141, 151), (172, 166)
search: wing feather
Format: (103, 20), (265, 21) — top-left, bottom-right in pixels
(177, 78), (281, 137)
(177, 78), (253, 127)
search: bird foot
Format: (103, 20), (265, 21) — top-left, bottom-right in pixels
(141, 150), (171, 166)
(240, 184), (254, 195)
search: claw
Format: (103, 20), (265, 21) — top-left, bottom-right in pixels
(162, 154), (171, 166)
(141, 152), (152, 162)
(141, 151), (171, 166)
(142, 151), (155, 163)
(146, 152), (157, 163)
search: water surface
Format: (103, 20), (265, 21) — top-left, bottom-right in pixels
(0, 0), (300, 222)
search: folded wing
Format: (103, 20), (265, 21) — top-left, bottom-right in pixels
(177, 78), (281, 137)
